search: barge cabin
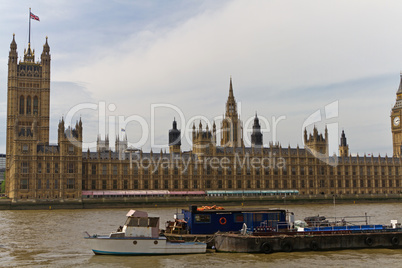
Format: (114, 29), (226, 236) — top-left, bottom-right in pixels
(181, 205), (290, 235)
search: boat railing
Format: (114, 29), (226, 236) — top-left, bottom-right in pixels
(303, 224), (383, 232)
(254, 222), (291, 233)
(306, 215), (373, 227)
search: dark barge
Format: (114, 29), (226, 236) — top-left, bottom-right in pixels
(214, 230), (402, 253)
(214, 216), (402, 253)
(164, 205), (291, 248)
(164, 205), (402, 253)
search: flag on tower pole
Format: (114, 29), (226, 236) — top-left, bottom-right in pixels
(28, 8), (40, 44)
(30, 12), (40, 21)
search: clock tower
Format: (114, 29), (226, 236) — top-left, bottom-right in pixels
(391, 73), (402, 156)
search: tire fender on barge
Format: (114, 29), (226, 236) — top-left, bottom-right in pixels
(260, 242), (273, 254)
(310, 240), (319, 251)
(365, 236), (373, 246)
(391, 236), (399, 246)
(281, 241), (293, 252)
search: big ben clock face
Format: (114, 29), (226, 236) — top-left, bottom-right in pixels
(394, 116), (400, 126)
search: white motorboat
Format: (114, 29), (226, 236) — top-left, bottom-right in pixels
(85, 210), (206, 255)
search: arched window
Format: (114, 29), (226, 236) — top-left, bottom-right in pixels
(19, 96), (24, 114)
(26, 96), (31, 114)
(33, 96), (38, 115)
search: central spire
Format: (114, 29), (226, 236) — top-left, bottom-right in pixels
(226, 76), (237, 117)
(229, 76), (234, 99)
(221, 76), (244, 148)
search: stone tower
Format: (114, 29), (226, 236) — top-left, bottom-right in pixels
(251, 113), (263, 147)
(220, 77), (244, 148)
(6, 35), (83, 201)
(169, 118), (181, 153)
(192, 121), (215, 155)
(6, 35), (51, 198)
(339, 130), (349, 157)
(6, 35), (51, 153)
(304, 126), (328, 155)
(97, 135), (109, 152)
(391, 73), (402, 156)
(115, 133), (128, 160)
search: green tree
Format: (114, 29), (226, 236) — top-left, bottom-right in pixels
(0, 172), (5, 193)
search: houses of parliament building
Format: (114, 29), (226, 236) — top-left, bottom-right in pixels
(5, 34), (402, 201)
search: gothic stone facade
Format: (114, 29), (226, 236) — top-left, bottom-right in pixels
(5, 36), (402, 201)
(6, 36), (82, 200)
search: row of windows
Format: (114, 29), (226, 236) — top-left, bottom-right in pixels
(19, 95), (39, 115)
(21, 162), (75, 174)
(21, 161), (401, 178)
(20, 179), (74, 189)
(83, 172), (401, 179)
(81, 178), (401, 191)
(38, 163), (59, 174)
(82, 164), (400, 176)
(83, 179), (197, 190)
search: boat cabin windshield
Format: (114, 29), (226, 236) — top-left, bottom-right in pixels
(125, 217), (159, 227)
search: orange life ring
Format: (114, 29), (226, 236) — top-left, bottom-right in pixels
(219, 217), (227, 225)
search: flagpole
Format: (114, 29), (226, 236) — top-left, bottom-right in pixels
(29, 7), (31, 44)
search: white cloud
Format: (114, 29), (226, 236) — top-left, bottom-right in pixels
(1, 0), (402, 155)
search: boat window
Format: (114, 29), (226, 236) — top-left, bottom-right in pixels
(266, 212), (279, 221)
(149, 217), (159, 227)
(125, 217), (139, 226)
(139, 217), (148, 227)
(253, 213), (263, 222)
(234, 213), (244, 223)
(125, 217), (151, 227)
(195, 214), (210, 223)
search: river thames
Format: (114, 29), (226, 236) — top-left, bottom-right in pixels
(0, 202), (401, 267)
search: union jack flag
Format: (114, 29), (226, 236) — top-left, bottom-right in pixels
(30, 12), (40, 21)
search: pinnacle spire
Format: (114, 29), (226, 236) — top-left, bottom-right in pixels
(43, 36), (50, 53)
(397, 72), (402, 94)
(229, 76), (234, 99)
(225, 76), (237, 117)
(10, 34), (17, 50)
(172, 118), (177, 129)
(340, 130), (347, 146)
(254, 112), (259, 125)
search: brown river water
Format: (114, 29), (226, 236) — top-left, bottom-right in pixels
(0, 202), (401, 268)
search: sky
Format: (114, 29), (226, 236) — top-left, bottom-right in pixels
(1, 0), (402, 156)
